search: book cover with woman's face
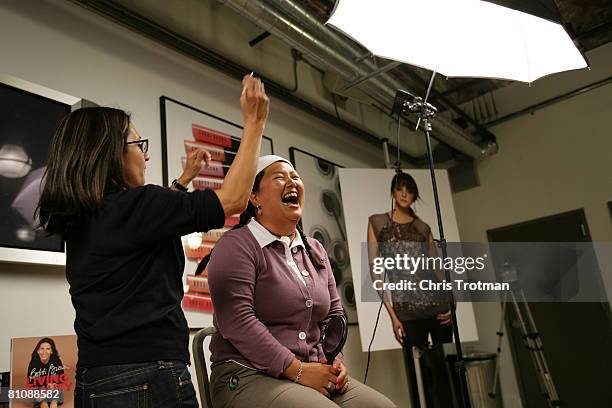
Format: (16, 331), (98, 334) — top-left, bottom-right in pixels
(10, 335), (77, 408)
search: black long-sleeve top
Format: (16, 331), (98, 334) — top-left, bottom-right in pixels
(65, 185), (225, 368)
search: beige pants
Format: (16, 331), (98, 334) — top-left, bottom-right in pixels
(210, 362), (397, 408)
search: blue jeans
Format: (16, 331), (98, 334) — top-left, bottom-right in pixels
(75, 361), (198, 408)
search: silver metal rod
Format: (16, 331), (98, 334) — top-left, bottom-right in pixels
(338, 61), (403, 92)
(416, 70), (437, 131)
(396, 114), (401, 169)
(355, 51), (374, 63)
(423, 70), (437, 105)
(510, 289), (561, 407)
(509, 292), (550, 398)
(518, 290), (560, 404)
(381, 138), (393, 169)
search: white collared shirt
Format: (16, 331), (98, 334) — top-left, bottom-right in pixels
(247, 218), (307, 286)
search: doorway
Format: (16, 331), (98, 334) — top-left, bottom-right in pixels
(487, 209), (612, 407)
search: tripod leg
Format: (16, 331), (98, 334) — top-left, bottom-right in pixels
(412, 346), (428, 408)
(489, 291), (508, 399)
(510, 290), (560, 407)
(509, 292), (549, 398)
(517, 290), (561, 406)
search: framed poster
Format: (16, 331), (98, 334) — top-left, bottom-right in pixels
(289, 147), (357, 324)
(0, 75), (81, 266)
(160, 96), (274, 327)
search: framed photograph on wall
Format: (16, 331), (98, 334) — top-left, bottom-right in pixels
(289, 147), (357, 324)
(0, 75), (81, 266)
(160, 96), (274, 327)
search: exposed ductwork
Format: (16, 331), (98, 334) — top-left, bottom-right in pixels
(68, 0), (433, 165)
(217, 0), (492, 159)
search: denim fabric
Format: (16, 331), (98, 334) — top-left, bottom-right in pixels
(75, 361), (198, 408)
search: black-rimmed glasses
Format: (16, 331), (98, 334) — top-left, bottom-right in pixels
(126, 139), (149, 154)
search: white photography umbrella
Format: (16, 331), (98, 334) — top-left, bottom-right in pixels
(327, 0), (587, 83)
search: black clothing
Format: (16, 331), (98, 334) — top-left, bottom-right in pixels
(402, 318), (453, 348)
(65, 185), (224, 368)
(401, 319), (453, 408)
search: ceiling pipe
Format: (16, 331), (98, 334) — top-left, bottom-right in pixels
(485, 75), (612, 128)
(68, 0), (429, 165)
(217, 0), (391, 107)
(218, 0), (490, 159)
(267, 0), (403, 92)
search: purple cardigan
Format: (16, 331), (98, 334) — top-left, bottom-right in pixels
(207, 224), (345, 377)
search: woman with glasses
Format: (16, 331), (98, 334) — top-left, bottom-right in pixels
(37, 74), (269, 408)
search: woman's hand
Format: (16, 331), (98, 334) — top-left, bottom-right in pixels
(384, 302), (404, 346)
(175, 148), (211, 187)
(319, 358), (349, 395)
(391, 315), (405, 345)
(240, 74), (269, 127)
(436, 310), (452, 326)
(332, 360), (349, 394)
(298, 362), (339, 398)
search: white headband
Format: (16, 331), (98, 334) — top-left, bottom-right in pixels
(256, 155), (294, 174)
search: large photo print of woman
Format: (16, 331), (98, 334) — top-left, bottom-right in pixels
(338, 168), (478, 353)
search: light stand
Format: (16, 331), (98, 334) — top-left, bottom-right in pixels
(392, 86), (472, 408)
(491, 261), (561, 407)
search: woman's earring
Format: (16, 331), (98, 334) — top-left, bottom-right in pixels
(256, 205), (262, 216)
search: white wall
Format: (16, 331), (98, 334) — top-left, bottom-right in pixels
(0, 0), (410, 405)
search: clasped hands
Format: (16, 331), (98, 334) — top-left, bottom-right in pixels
(284, 357), (349, 398)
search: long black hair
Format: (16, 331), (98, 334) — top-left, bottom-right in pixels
(36, 107), (132, 234)
(195, 166), (324, 275)
(391, 170), (420, 218)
